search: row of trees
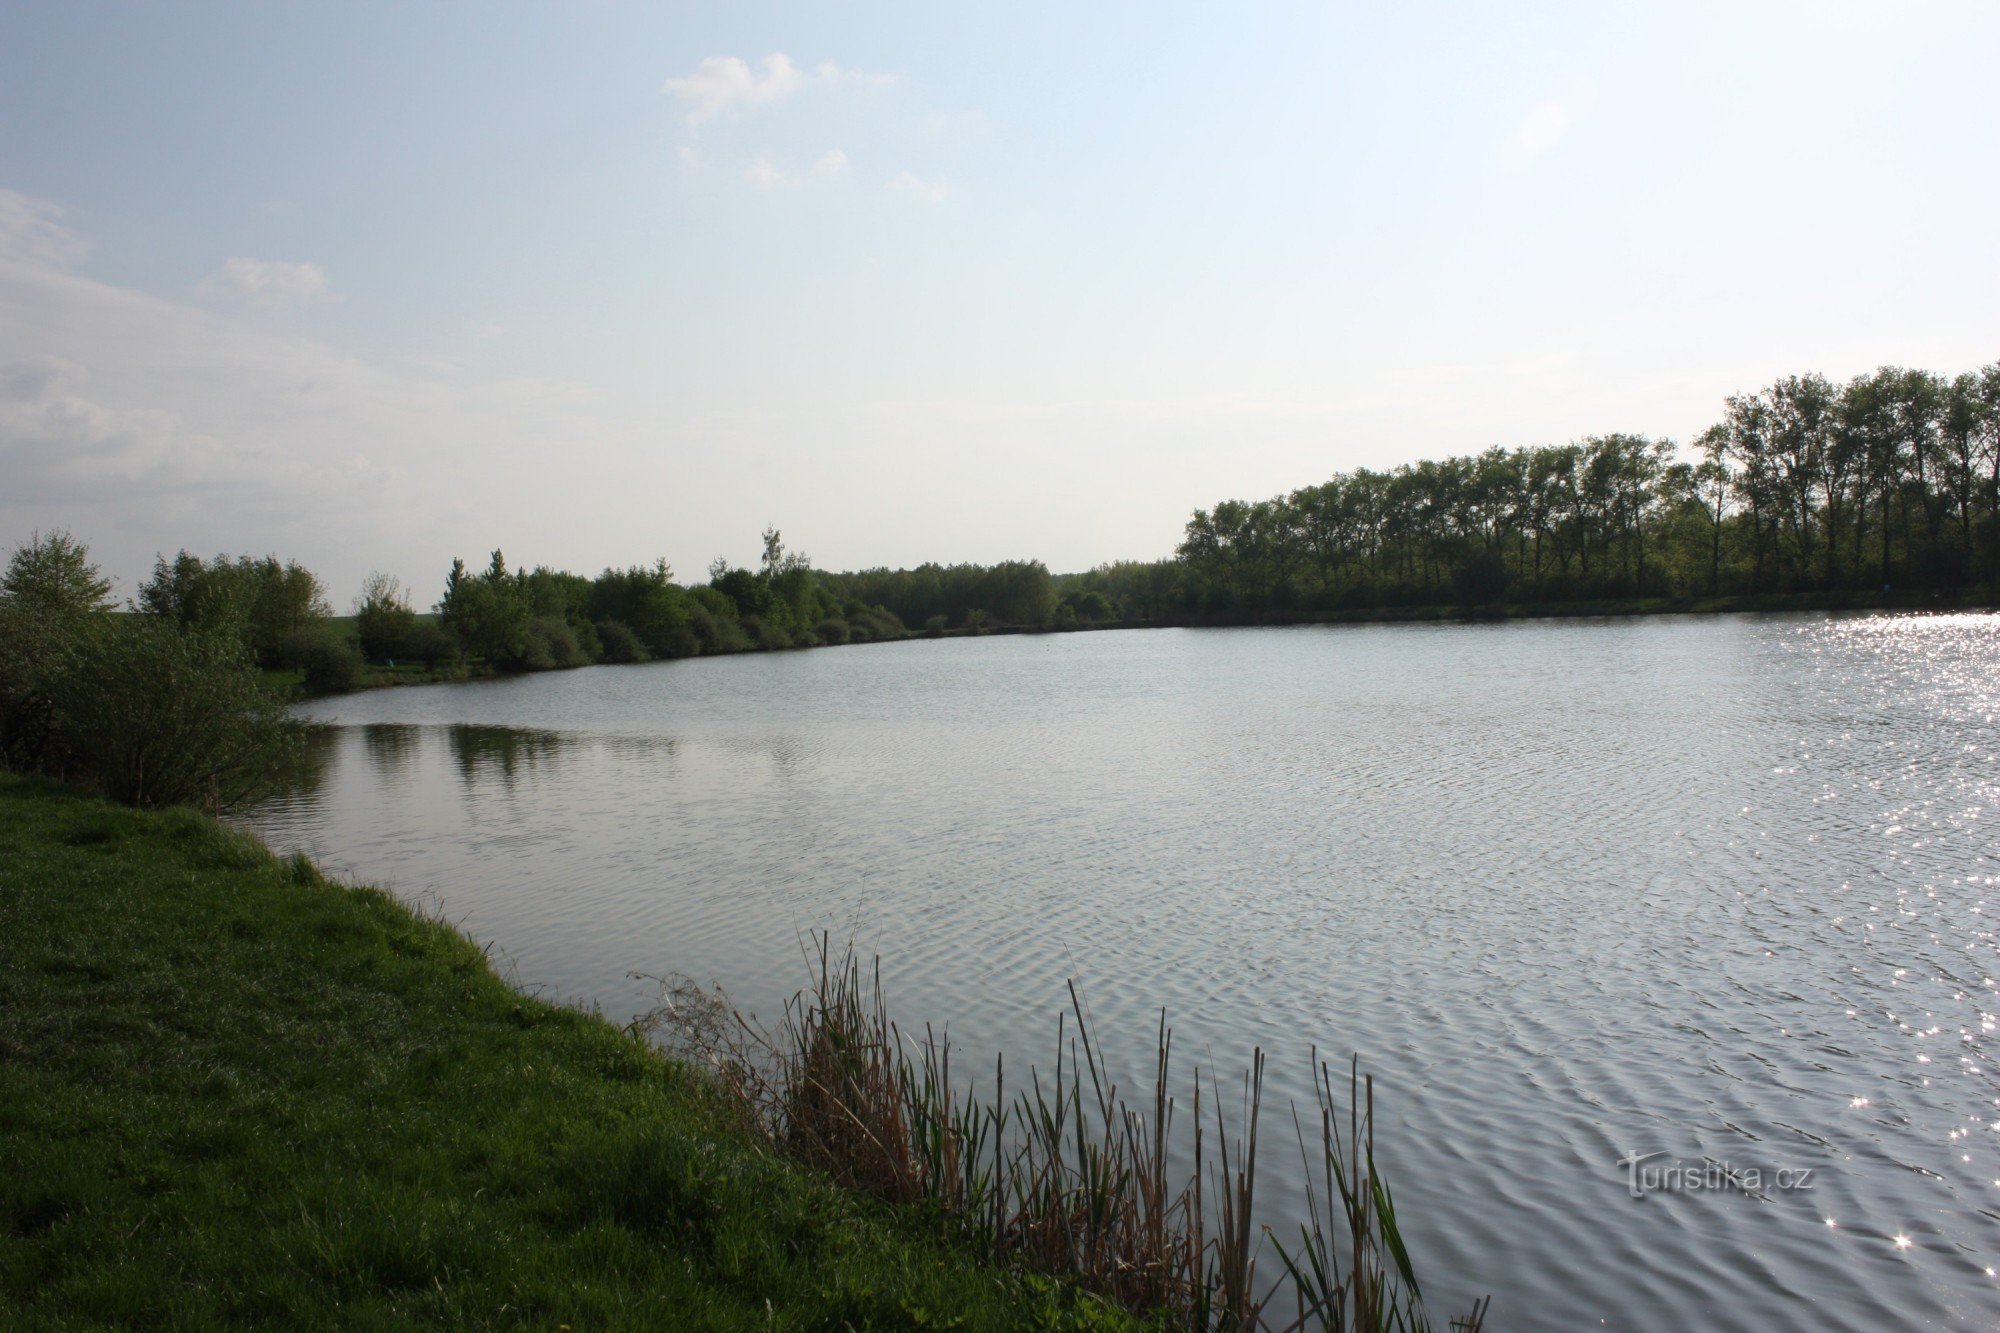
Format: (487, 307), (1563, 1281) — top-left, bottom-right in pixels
(425, 529), (910, 672)
(817, 560), (1063, 633)
(1155, 362), (2000, 615)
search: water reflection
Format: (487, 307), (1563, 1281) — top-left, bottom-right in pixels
(447, 724), (569, 788)
(362, 723), (422, 782)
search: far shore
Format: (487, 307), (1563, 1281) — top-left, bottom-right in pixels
(290, 587), (1999, 700)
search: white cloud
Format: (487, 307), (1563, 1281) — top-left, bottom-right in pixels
(0, 188), (87, 267)
(663, 53), (888, 124)
(744, 157), (797, 190)
(676, 143), (700, 168)
(205, 256), (333, 302)
(888, 170), (951, 204)
(1498, 80), (1594, 174)
(812, 149), (849, 176)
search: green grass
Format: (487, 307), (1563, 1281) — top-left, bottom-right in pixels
(0, 776), (1136, 1330)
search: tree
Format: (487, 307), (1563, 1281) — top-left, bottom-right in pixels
(1, 532), (113, 771)
(137, 551), (331, 666)
(354, 572), (417, 663)
(438, 551), (531, 669)
(3, 530), (113, 616)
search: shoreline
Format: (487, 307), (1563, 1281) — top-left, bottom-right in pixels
(0, 775), (1136, 1328)
(295, 588), (1998, 700)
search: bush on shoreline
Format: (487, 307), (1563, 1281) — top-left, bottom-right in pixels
(1, 533), (303, 812)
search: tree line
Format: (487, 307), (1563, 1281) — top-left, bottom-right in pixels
(0, 528), (1074, 811)
(1143, 362), (2000, 617)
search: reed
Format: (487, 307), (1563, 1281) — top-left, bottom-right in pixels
(634, 935), (1487, 1332)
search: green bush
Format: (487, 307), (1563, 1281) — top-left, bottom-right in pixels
(280, 626), (365, 695)
(520, 616), (586, 671)
(594, 619), (648, 663)
(740, 615), (791, 651)
(50, 620), (303, 811)
(687, 603), (749, 654)
(0, 602), (82, 772)
(403, 622), (460, 670)
(815, 617), (851, 645)
(923, 615), (947, 638)
(354, 574), (417, 663)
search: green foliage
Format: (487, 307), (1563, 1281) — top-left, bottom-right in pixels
(138, 551), (333, 667)
(593, 618), (648, 663)
(3, 530), (113, 616)
(280, 625), (365, 696)
(437, 552), (532, 670)
(1170, 361), (2000, 615)
(821, 560), (1057, 630)
(586, 560), (689, 657)
(0, 600), (84, 773)
(402, 621), (461, 670)
(0, 534), (111, 772)
(521, 615), (585, 670)
(353, 572), (417, 663)
(740, 614), (791, 651)
(47, 618), (302, 811)
(815, 616), (851, 645)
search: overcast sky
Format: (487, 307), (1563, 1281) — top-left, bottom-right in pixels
(3, 2), (1995, 605)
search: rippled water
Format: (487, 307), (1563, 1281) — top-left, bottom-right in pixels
(241, 614), (2000, 1330)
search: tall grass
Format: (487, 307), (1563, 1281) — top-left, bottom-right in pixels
(634, 936), (1488, 1332)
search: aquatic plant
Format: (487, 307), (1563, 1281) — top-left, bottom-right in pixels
(634, 936), (1488, 1331)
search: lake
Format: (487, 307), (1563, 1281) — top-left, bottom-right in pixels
(242, 613), (2000, 1330)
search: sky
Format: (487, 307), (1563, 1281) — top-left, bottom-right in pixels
(2, 2), (1996, 605)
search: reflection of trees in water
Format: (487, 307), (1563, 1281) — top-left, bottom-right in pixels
(255, 722), (337, 813)
(362, 724), (422, 781)
(449, 725), (570, 787)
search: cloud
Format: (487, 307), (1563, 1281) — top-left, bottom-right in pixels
(744, 157), (796, 190)
(662, 54), (888, 124)
(888, 170), (951, 204)
(0, 188), (87, 267)
(1498, 80), (1594, 174)
(742, 151), (849, 190)
(0, 186), (618, 601)
(204, 256), (333, 302)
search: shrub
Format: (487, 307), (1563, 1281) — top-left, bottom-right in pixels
(740, 615), (791, 651)
(520, 616), (585, 671)
(354, 572), (417, 662)
(594, 619), (649, 663)
(0, 601), (84, 772)
(280, 626), (365, 695)
(404, 622), (460, 670)
(688, 603), (749, 654)
(923, 615), (948, 638)
(655, 621), (700, 659)
(815, 617), (851, 645)
(50, 619), (303, 811)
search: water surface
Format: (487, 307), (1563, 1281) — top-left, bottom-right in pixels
(244, 614), (2000, 1330)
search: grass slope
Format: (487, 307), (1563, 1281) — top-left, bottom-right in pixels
(0, 777), (1131, 1330)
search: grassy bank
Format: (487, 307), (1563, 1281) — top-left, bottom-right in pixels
(0, 776), (1132, 1329)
